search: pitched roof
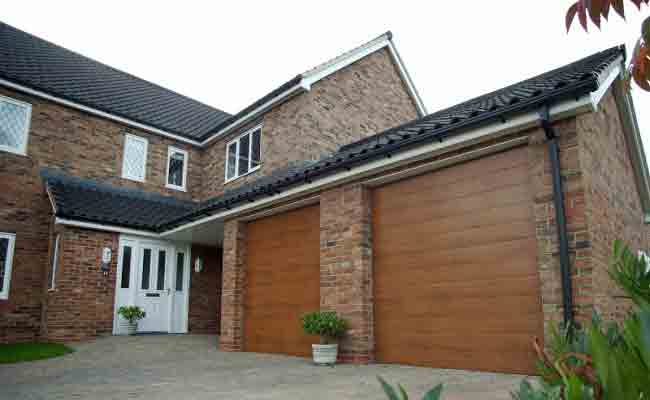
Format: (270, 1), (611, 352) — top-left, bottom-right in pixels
(0, 21), (231, 140)
(157, 45), (625, 232)
(42, 169), (198, 231)
(199, 31), (427, 142)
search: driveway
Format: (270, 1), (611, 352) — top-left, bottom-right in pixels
(0, 335), (529, 400)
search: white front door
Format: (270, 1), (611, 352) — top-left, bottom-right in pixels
(136, 244), (171, 332)
(113, 236), (191, 335)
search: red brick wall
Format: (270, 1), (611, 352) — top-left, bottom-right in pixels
(218, 96), (650, 362)
(0, 85), (204, 343)
(188, 245), (222, 334)
(45, 226), (119, 342)
(0, 87), (203, 201)
(0, 154), (51, 343)
(202, 48), (419, 199)
(220, 220), (246, 351)
(578, 89), (650, 322)
(527, 118), (593, 335)
(320, 186), (373, 362)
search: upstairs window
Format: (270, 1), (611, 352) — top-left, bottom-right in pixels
(225, 126), (262, 182)
(122, 133), (148, 182)
(166, 147), (188, 191)
(0, 95), (31, 156)
(0, 232), (16, 300)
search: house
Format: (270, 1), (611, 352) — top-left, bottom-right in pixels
(0, 21), (648, 375)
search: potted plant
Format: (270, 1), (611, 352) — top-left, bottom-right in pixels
(301, 310), (347, 365)
(117, 306), (146, 335)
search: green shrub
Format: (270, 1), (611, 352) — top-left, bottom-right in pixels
(300, 311), (347, 344)
(512, 240), (650, 400)
(378, 376), (443, 400)
(117, 306), (146, 324)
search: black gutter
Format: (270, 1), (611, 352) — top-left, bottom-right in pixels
(157, 78), (599, 232)
(539, 106), (575, 328)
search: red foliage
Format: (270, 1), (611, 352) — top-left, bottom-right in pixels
(567, 0), (650, 91)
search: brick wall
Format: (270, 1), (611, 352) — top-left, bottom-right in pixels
(218, 94), (650, 362)
(188, 245), (222, 333)
(219, 220), (246, 351)
(0, 86), (203, 342)
(527, 118), (593, 337)
(0, 150), (51, 343)
(202, 48), (419, 199)
(319, 185), (374, 362)
(45, 226), (118, 342)
(578, 89), (650, 322)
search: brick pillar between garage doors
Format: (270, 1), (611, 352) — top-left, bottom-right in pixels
(320, 185), (374, 363)
(219, 220), (246, 351)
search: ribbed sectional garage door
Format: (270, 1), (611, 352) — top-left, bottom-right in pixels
(244, 204), (320, 357)
(372, 147), (543, 374)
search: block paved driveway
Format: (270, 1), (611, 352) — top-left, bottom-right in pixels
(0, 335), (530, 400)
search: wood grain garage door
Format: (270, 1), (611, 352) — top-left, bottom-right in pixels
(373, 147), (543, 374)
(244, 204), (320, 357)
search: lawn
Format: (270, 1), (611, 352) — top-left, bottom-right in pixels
(0, 342), (74, 364)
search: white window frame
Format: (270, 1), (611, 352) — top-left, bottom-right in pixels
(48, 234), (61, 291)
(0, 232), (16, 300)
(122, 133), (148, 182)
(0, 94), (32, 156)
(224, 125), (262, 183)
(165, 146), (189, 192)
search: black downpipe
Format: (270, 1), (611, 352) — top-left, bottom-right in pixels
(539, 106), (574, 328)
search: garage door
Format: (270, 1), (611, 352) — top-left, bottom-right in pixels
(373, 147), (543, 374)
(244, 204), (320, 357)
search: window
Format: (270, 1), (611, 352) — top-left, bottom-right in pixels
(166, 147), (188, 191)
(122, 133), (148, 182)
(120, 246), (132, 289)
(0, 233), (16, 300)
(225, 125), (262, 182)
(175, 252), (185, 292)
(0, 95), (31, 156)
(157, 250), (166, 291)
(141, 248), (151, 290)
(48, 234), (60, 290)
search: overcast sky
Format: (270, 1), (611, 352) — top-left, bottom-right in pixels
(4, 1), (649, 148)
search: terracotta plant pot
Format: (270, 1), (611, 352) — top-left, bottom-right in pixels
(311, 344), (338, 365)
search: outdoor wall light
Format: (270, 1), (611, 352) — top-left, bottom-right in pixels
(101, 247), (112, 276)
(194, 257), (203, 273)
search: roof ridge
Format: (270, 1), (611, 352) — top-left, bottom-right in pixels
(0, 21), (231, 117)
(301, 31), (392, 78)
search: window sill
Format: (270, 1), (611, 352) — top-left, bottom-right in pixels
(165, 184), (187, 192)
(224, 165), (261, 185)
(122, 175), (146, 183)
(0, 145), (27, 157)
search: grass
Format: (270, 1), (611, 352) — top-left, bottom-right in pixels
(0, 342), (74, 364)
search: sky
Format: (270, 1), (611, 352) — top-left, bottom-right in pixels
(3, 1), (649, 148)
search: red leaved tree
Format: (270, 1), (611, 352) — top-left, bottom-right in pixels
(567, 0), (650, 90)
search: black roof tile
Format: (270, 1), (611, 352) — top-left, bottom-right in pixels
(42, 169), (198, 230)
(0, 22), (231, 140)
